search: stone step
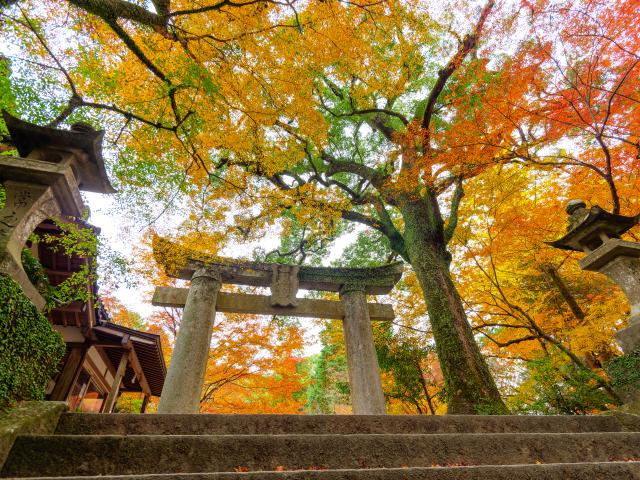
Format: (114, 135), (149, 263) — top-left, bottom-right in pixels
(12, 463), (640, 480)
(54, 413), (627, 435)
(3, 432), (640, 477)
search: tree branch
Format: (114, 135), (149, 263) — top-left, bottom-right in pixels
(106, 18), (169, 82)
(151, 0), (170, 18)
(372, 197), (408, 260)
(170, 0), (271, 17)
(341, 209), (384, 230)
(443, 176), (464, 244)
(421, 0), (494, 131)
(68, 0), (166, 27)
(323, 152), (386, 188)
(479, 332), (540, 348)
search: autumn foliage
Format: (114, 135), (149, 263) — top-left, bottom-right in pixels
(1, 0), (639, 414)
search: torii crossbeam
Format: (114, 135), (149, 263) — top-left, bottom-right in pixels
(152, 237), (403, 415)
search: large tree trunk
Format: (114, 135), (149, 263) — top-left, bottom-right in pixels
(400, 198), (507, 414)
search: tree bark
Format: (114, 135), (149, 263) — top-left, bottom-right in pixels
(400, 198), (507, 414)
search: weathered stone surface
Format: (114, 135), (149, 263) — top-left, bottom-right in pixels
(55, 413), (625, 436)
(0, 116), (116, 310)
(0, 158), (84, 217)
(616, 323), (640, 354)
(158, 269), (221, 414)
(4, 432), (640, 477)
(153, 237), (403, 295)
(0, 181), (65, 310)
(152, 288), (395, 321)
(16, 463), (640, 480)
(0, 401), (66, 471)
(581, 241), (640, 333)
(2, 110), (115, 194)
(606, 411), (640, 431)
(548, 204), (637, 252)
(580, 239), (640, 271)
(7, 412), (640, 478)
(270, 264), (299, 307)
(152, 237), (403, 413)
(340, 287), (386, 415)
(550, 202), (640, 409)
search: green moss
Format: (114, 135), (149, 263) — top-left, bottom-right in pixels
(0, 274), (65, 410)
(605, 350), (640, 398)
(0, 401), (66, 468)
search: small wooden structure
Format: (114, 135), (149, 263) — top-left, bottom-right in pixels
(152, 237), (403, 415)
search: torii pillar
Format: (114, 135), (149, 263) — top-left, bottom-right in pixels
(340, 285), (386, 414)
(158, 268), (221, 414)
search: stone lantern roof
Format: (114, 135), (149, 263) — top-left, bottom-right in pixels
(547, 200), (637, 253)
(2, 111), (115, 194)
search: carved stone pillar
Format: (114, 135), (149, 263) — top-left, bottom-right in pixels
(0, 181), (62, 310)
(0, 113), (115, 310)
(548, 202), (640, 354)
(158, 268), (221, 414)
(340, 285), (386, 415)
(579, 240), (640, 353)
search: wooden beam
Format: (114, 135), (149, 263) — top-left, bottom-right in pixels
(140, 394), (151, 413)
(86, 291), (96, 330)
(152, 288), (395, 321)
(91, 326), (156, 345)
(125, 341), (153, 397)
(90, 342), (126, 348)
(49, 345), (86, 401)
(102, 349), (130, 413)
(52, 301), (85, 313)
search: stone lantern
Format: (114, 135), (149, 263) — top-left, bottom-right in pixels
(0, 111), (114, 309)
(548, 200), (640, 353)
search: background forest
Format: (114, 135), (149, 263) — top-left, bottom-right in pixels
(1, 0), (639, 414)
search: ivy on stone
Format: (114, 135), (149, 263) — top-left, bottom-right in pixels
(0, 274), (65, 409)
(605, 350), (640, 401)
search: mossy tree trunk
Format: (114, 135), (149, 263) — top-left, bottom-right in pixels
(399, 197), (507, 414)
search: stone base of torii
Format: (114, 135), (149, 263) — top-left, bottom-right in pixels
(151, 237), (403, 415)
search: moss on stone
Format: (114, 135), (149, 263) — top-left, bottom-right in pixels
(0, 274), (65, 409)
(0, 401), (66, 471)
(605, 350), (640, 404)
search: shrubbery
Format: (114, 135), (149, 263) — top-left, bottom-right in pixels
(509, 353), (619, 414)
(0, 274), (65, 409)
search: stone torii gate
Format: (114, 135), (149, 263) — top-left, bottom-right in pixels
(151, 237), (403, 415)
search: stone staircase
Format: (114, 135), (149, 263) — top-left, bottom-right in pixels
(2, 413), (640, 479)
